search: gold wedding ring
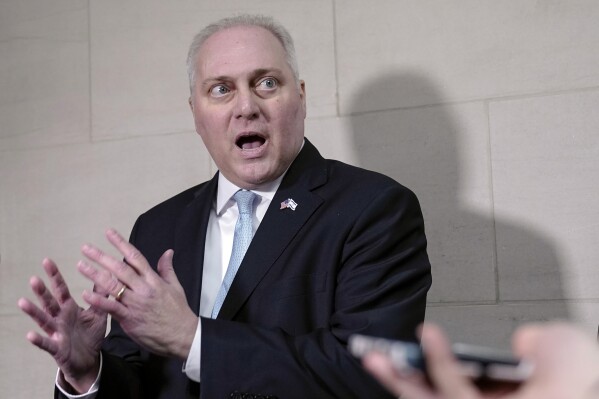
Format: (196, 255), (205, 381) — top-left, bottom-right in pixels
(115, 285), (126, 301)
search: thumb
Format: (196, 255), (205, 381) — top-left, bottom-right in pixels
(92, 283), (110, 298)
(511, 324), (543, 358)
(157, 249), (180, 287)
(88, 284), (109, 317)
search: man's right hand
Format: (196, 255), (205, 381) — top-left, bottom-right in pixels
(18, 258), (107, 394)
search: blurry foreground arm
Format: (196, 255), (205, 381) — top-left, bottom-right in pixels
(363, 322), (599, 399)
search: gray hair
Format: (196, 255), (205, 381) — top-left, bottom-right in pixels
(186, 14), (300, 94)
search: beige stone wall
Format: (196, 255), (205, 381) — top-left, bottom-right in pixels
(1, 1), (598, 395)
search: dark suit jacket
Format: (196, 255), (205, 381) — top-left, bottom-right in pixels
(58, 139), (431, 399)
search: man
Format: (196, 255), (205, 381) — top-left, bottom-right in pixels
(19, 14), (431, 398)
(363, 322), (599, 399)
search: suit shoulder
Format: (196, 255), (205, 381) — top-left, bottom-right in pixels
(325, 159), (416, 195)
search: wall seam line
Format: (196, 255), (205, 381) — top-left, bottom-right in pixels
(87, 0), (93, 143)
(332, 0), (340, 118)
(485, 99), (500, 305)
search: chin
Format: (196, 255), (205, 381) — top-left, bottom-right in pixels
(235, 156), (293, 187)
(237, 170), (277, 188)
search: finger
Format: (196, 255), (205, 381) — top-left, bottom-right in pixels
(420, 323), (480, 399)
(157, 250), (181, 288)
(105, 229), (153, 277)
(363, 352), (436, 399)
(18, 297), (57, 336)
(77, 260), (127, 300)
(41, 258), (72, 305)
(81, 243), (144, 291)
(29, 274), (61, 318)
(82, 289), (128, 321)
(25, 330), (59, 356)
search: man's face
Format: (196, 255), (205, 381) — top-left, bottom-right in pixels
(189, 25), (306, 189)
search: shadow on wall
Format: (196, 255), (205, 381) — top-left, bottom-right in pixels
(346, 70), (569, 329)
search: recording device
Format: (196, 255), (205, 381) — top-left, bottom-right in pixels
(348, 334), (534, 384)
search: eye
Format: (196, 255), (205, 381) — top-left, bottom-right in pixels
(210, 84), (230, 97)
(257, 77), (278, 91)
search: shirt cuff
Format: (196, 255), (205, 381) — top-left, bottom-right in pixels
(55, 352), (102, 399)
(182, 317), (202, 382)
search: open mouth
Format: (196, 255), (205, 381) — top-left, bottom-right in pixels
(236, 134), (266, 150)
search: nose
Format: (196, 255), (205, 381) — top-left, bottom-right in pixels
(235, 88), (260, 120)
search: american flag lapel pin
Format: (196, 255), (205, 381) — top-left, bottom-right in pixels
(280, 198), (298, 211)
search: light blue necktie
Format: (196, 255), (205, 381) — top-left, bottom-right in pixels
(211, 190), (257, 318)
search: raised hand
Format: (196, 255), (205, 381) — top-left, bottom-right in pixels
(18, 258), (107, 393)
(78, 228), (198, 359)
(363, 322), (599, 399)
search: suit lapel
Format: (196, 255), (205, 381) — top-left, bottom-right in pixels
(173, 175), (218, 314)
(217, 140), (328, 319)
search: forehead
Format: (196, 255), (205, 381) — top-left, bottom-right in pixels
(196, 25), (289, 79)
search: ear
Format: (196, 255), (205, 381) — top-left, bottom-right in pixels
(299, 80), (307, 116)
(188, 97), (194, 111)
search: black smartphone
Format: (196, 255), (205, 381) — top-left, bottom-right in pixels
(348, 334), (534, 384)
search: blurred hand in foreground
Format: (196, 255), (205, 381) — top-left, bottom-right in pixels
(363, 322), (599, 399)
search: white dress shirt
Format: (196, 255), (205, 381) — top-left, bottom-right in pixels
(183, 172), (283, 381)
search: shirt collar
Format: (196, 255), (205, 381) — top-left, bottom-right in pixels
(215, 173), (284, 216)
(214, 139), (304, 215)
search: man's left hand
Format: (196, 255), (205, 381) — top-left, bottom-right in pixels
(78, 228), (198, 360)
